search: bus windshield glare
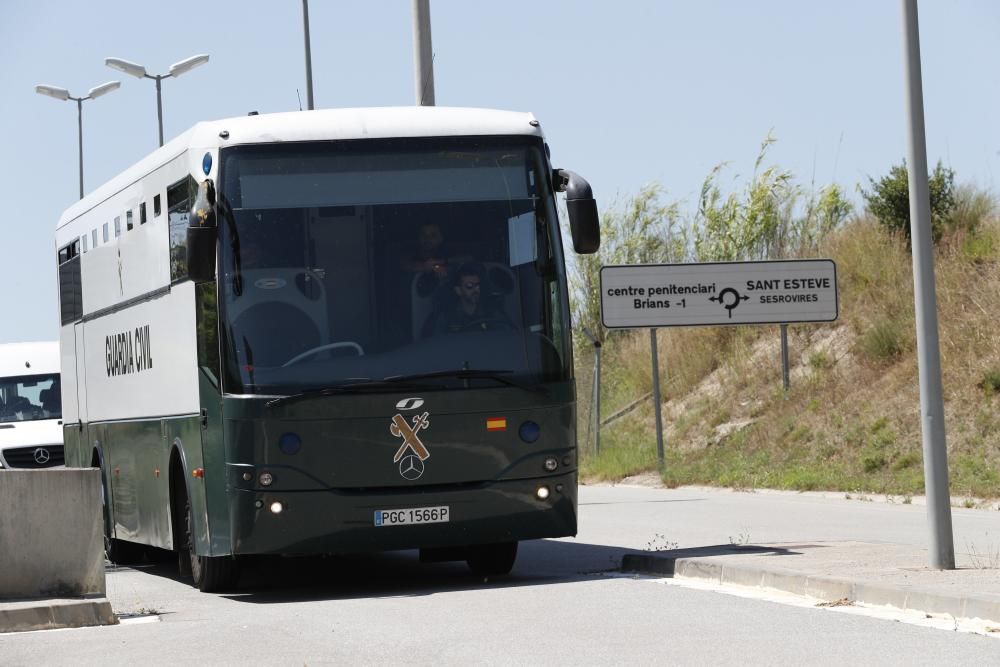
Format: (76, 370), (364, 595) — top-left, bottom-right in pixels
(218, 137), (570, 395)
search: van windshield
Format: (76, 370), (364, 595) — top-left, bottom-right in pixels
(0, 374), (61, 422)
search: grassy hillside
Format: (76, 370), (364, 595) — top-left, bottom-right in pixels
(576, 216), (1000, 499)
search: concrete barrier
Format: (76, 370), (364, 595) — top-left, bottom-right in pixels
(0, 469), (106, 599)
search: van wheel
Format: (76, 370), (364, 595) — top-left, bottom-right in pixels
(182, 494), (240, 592)
(466, 541), (518, 577)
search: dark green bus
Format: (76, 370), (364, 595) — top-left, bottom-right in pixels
(57, 107), (599, 591)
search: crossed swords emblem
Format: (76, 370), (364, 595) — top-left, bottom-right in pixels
(391, 412), (431, 463)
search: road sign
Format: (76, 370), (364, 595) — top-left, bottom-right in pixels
(600, 259), (838, 329)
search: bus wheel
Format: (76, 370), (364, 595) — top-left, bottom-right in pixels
(183, 495), (240, 592)
(466, 541), (518, 577)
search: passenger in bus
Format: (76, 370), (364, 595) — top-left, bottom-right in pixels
(402, 223), (473, 297)
(422, 262), (512, 336)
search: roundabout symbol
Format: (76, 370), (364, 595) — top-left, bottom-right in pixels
(710, 287), (749, 319)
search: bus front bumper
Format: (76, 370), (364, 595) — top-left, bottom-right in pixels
(229, 472), (577, 555)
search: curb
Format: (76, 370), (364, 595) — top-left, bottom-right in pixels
(0, 598), (118, 634)
(621, 554), (1000, 625)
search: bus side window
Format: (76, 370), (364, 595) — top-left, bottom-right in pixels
(57, 239), (82, 324)
(103, 223), (109, 243)
(114, 216), (121, 237)
(126, 210), (134, 231)
(167, 176), (198, 282)
(154, 194), (161, 217)
(140, 202), (147, 224)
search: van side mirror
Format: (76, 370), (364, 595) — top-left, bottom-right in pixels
(187, 179), (217, 284)
(554, 169), (600, 254)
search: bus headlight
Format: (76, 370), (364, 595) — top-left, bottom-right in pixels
(269, 501), (284, 514)
(543, 457), (558, 472)
(259, 472), (274, 487)
(535, 486), (550, 500)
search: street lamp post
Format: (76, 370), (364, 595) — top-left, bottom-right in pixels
(105, 54), (209, 147)
(35, 81), (121, 199)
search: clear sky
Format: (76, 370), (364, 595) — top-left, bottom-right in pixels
(1, 1), (997, 343)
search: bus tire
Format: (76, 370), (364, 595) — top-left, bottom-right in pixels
(466, 541), (518, 577)
(183, 495), (240, 592)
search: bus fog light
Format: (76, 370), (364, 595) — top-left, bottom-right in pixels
(543, 457), (558, 472)
(269, 501), (284, 514)
(536, 485), (550, 500)
(242, 472), (253, 481)
(259, 472), (274, 486)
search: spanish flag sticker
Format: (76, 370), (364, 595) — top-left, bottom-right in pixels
(486, 417), (507, 432)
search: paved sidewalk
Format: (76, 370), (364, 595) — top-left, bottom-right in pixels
(0, 597), (116, 634)
(622, 540), (1000, 625)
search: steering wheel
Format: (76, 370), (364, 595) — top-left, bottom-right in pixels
(281, 341), (365, 367)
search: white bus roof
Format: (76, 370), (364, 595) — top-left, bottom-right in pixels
(58, 106), (543, 229)
(0, 342), (60, 377)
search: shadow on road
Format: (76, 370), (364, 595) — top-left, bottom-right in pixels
(110, 538), (645, 605)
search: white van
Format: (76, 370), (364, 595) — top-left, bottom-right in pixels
(0, 342), (63, 469)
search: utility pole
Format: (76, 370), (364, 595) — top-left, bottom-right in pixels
(302, 0), (315, 110)
(901, 0), (955, 570)
(412, 0), (435, 105)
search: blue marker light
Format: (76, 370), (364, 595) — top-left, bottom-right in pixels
(202, 152), (213, 175)
(279, 432), (302, 455)
(519, 421), (541, 444)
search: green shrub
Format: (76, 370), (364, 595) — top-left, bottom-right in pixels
(981, 369), (1000, 395)
(862, 160), (955, 243)
(859, 317), (910, 362)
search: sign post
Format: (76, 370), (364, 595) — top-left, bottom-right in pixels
(600, 259), (838, 463)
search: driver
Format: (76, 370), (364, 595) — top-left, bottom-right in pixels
(422, 262), (510, 336)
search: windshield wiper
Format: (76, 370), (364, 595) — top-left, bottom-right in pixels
(265, 379), (431, 408)
(382, 369), (548, 395)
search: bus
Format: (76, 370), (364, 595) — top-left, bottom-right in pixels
(56, 107), (599, 591)
(0, 341), (63, 469)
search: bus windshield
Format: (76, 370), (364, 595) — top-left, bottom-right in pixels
(218, 136), (570, 395)
(0, 373), (61, 422)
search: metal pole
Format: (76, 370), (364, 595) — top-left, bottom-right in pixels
(302, 0), (315, 110)
(650, 329), (664, 467)
(594, 340), (602, 456)
(76, 98), (84, 199)
(412, 0), (435, 105)
(155, 76), (164, 147)
(901, 0), (955, 570)
(780, 324), (790, 392)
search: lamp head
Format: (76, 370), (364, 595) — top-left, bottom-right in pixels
(35, 85), (70, 101)
(88, 81), (121, 99)
(169, 54), (209, 78)
(105, 57), (147, 79)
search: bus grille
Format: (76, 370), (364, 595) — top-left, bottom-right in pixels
(2, 445), (65, 469)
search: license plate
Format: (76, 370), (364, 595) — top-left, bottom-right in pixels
(374, 506), (450, 527)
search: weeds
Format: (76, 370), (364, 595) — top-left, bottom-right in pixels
(644, 534), (678, 552)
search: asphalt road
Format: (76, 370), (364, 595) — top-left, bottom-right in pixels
(3, 485), (999, 665)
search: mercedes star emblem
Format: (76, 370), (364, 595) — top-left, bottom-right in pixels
(399, 454), (425, 481)
(33, 447), (51, 465)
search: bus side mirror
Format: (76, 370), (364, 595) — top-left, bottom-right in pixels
(187, 179), (217, 284)
(554, 169), (600, 254)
